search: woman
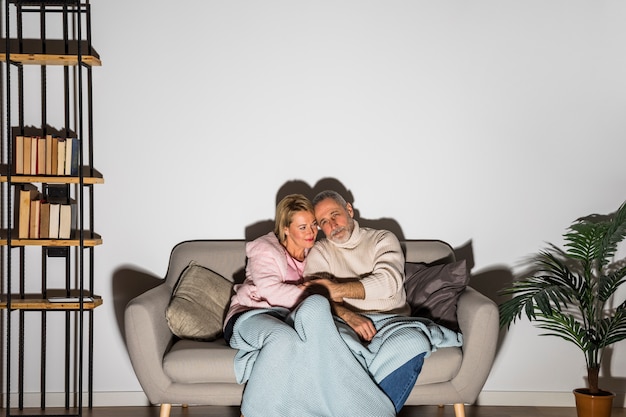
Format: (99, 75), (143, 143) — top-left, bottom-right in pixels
(223, 193), (318, 343)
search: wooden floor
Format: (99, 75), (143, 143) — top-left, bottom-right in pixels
(3, 405), (626, 417)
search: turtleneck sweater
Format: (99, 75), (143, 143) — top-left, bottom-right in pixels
(303, 220), (409, 315)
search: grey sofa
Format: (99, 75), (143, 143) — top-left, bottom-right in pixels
(124, 239), (499, 417)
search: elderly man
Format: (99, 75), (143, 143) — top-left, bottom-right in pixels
(301, 189), (423, 412)
(302, 189), (409, 340)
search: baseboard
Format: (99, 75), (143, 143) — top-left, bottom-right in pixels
(1, 391), (151, 408)
(476, 391), (626, 408)
(3, 390), (625, 408)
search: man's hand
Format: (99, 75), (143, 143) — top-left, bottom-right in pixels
(300, 277), (365, 303)
(300, 278), (343, 302)
(334, 304), (377, 342)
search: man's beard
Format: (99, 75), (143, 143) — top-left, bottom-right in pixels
(328, 219), (354, 244)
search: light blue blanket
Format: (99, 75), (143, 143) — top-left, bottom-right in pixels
(230, 295), (463, 417)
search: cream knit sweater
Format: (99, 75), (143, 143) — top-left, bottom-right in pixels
(303, 221), (409, 315)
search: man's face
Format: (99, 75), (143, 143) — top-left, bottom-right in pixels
(314, 198), (355, 244)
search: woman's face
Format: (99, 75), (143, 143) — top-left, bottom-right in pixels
(285, 210), (318, 249)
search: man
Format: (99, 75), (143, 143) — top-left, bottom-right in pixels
(301, 190), (426, 412)
(302, 189), (409, 340)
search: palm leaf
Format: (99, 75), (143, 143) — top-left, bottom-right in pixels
(498, 199), (626, 381)
(535, 311), (587, 351)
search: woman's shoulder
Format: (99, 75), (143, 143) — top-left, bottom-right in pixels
(246, 232), (283, 256)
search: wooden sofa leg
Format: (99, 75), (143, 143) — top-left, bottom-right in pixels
(159, 403), (171, 417)
(453, 403), (466, 417)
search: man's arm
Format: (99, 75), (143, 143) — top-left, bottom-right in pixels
(301, 278), (364, 302)
(301, 279), (376, 341)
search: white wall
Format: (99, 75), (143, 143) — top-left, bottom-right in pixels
(13, 0), (626, 408)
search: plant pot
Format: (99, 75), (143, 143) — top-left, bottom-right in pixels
(573, 388), (616, 417)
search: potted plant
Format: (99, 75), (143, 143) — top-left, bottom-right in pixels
(499, 200), (626, 417)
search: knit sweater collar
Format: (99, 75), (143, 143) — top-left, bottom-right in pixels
(328, 220), (362, 249)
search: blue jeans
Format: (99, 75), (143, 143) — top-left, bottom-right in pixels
(379, 353), (426, 412)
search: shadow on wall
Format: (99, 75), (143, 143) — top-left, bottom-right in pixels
(112, 177), (516, 372)
(245, 177), (405, 241)
(111, 266), (163, 344)
(454, 239), (513, 366)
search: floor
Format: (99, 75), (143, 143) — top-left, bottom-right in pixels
(3, 405), (626, 417)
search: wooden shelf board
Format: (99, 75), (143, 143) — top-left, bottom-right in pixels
(0, 295), (103, 310)
(1, 39), (101, 67)
(0, 53), (101, 66)
(0, 231), (102, 247)
(0, 165), (104, 184)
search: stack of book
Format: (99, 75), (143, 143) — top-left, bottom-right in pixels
(14, 135), (79, 176)
(17, 184), (76, 239)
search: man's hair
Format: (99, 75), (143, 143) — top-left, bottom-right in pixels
(274, 194), (315, 243)
(312, 190), (348, 208)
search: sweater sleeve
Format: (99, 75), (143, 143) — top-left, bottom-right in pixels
(302, 244), (332, 278)
(357, 230), (405, 300)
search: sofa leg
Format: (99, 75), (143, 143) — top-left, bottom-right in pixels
(453, 403), (465, 417)
(159, 403), (171, 417)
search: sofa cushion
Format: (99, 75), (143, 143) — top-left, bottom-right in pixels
(165, 260), (234, 341)
(404, 260), (469, 332)
(163, 339), (462, 386)
(164, 339), (238, 383)
(413, 347), (462, 386)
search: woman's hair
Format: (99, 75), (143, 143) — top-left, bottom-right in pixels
(274, 194), (315, 243)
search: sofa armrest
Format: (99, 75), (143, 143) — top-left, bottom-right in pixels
(451, 286), (499, 403)
(125, 283), (174, 404)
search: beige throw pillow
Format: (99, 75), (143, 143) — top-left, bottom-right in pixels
(166, 261), (234, 341)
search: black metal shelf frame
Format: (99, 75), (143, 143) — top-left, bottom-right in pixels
(2, 1), (99, 416)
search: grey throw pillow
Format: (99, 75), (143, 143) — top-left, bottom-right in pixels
(166, 261), (234, 341)
(404, 259), (469, 332)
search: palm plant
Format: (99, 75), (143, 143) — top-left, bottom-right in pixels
(499, 200), (626, 395)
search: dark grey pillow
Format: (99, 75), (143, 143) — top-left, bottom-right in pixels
(166, 261), (234, 341)
(404, 259), (469, 332)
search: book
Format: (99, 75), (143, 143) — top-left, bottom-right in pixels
(23, 136), (32, 175)
(64, 138), (73, 175)
(70, 138), (79, 176)
(30, 136), (38, 175)
(45, 135), (53, 175)
(64, 138), (79, 176)
(30, 198), (41, 238)
(37, 136), (46, 175)
(15, 135), (24, 174)
(40, 201), (51, 239)
(56, 138), (66, 175)
(18, 184), (39, 239)
(48, 296), (93, 303)
(48, 202), (61, 239)
(51, 136), (59, 175)
(58, 200), (76, 239)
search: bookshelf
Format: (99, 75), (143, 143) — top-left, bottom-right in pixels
(1, 0), (103, 415)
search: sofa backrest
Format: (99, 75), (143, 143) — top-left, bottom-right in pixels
(164, 240), (247, 289)
(163, 239), (456, 289)
(402, 240), (455, 264)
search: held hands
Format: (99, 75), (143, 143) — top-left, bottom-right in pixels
(300, 278), (343, 302)
(300, 275), (366, 303)
(300, 276), (374, 342)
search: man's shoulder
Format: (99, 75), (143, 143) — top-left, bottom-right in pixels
(360, 226), (399, 242)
